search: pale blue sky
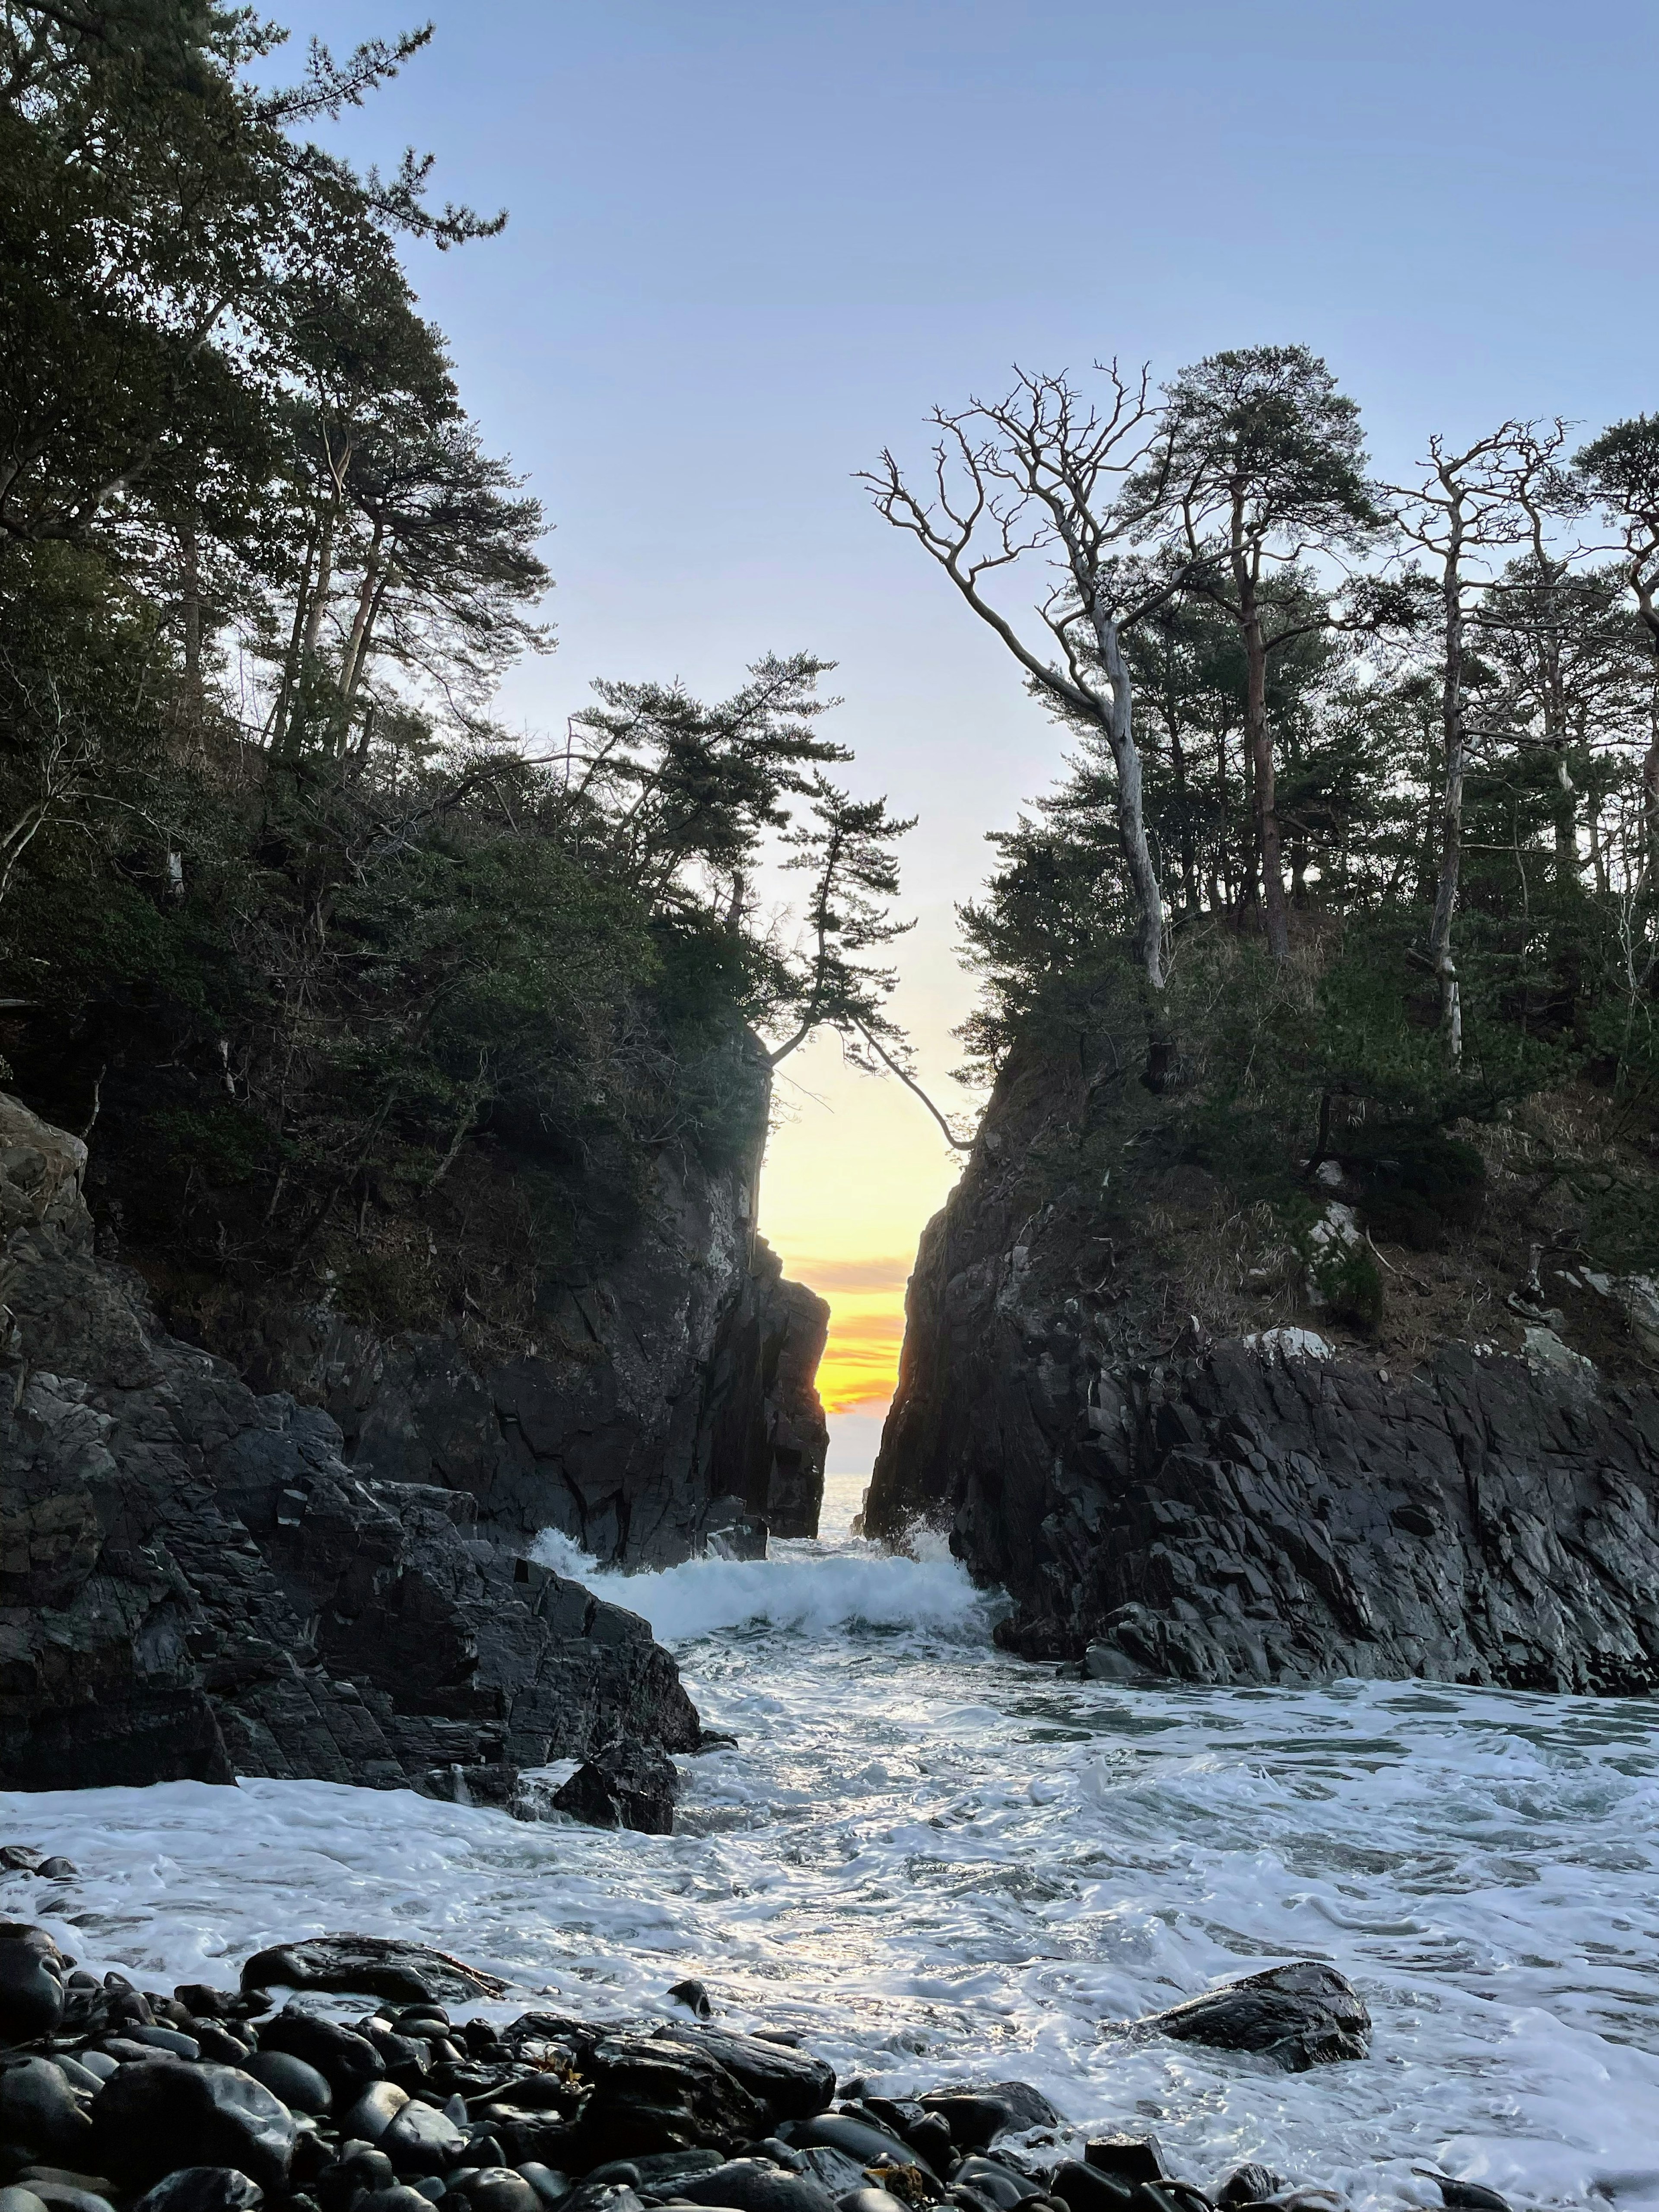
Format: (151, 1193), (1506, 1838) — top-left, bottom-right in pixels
(276, 0), (1659, 1471)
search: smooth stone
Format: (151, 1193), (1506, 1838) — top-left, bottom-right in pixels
(238, 1942), (503, 2009)
(451, 2172), (539, 2212)
(1049, 2165), (1133, 2212)
(837, 2193), (909, 2212)
(44, 2065), (102, 2099)
(361, 2191), (436, 2212)
(952, 2162), (1036, 2211)
(66, 2063), (113, 2087)
(788, 2119), (925, 2175)
(512, 2167), (569, 2209)
(88, 2059), (297, 2192)
(1134, 1962), (1370, 2072)
(0, 1853), (43, 1875)
(793, 2150), (869, 2199)
(12, 2189), (114, 2212)
(131, 2172), (264, 2212)
(189, 2028), (252, 2068)
(918, 2086), (1062, 2150)
(0, 2059), (92, 2159)
(340, 2085), (411, 2143)
(411, 2183), (446, 2204)
(122, 2028), (200, 2062)
(255, 2015), (385, 2098)
(31, 1869), (76, 1888)
(381, 2102), (467, 2177)
(674, 2160), (838, 2212)
(0, 1930), (67, 2044)
(610, 2154), (723, 2192)
(1427, 2183), (1513, 2212)
(242, 2054), (332, 2118)
(0, 2194), (48, 2212)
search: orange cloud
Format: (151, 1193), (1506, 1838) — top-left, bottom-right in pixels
(817, 1311), (904, 1413)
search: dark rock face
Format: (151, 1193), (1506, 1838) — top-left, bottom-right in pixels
(551, 1744), (679, 1836)
(245, 1182), (828, 1566)
(1134, 1961), (1370, 2071)
(866, 1067), (1659, 1691)
(0, 1093), (700, 1807)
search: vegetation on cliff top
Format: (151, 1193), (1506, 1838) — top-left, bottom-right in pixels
(0, 1), (909, 1353)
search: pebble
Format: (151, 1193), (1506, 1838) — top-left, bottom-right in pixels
(338, 2085), (410, 2143)
(89, 2059), (297, 2193)
(240, 2056), (332, 2118)
(0, 2057), (94, 2160)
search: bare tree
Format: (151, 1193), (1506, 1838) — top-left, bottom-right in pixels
(1387, 423), (1538, 1065)
(863, 365), (1186, 1036)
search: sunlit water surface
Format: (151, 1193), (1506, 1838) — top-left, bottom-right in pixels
(5, 1472), (1657, 2211)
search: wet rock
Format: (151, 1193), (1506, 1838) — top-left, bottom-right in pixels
(339, 2086), (410, 2143)
(31, 1869), (76, 1888)
(130, 2171), (264, 2212)
(0, 2190), (48, 2212)
(359, 2190), (435, 2212)
(240, 1941), (505, 2009)
(254, 2013), (385, 2098)
(1049, 2164), (1133, 2212)
(837, 2193), (909, 2212)
(948, 2162), (1032, 2211)
(11, 2186), (113, 2212)
(448, 2173), (540, 2212)
(792, 2149), (869, 2199)
(916, 2085), (1059, 2153)
(655, 2028), (834, 2125)
(552, 1747), (679, 1837)
(1421, 2179), (1513, 2212)
(1083, 2141), (1164, 2187)
(789, 2117), (926, 2174)
(1216, 2170), (1282, 2209)
(88, 2059), (296, 2193)
(575, 2035), (763, 2161)
(664, 1983), (711, 2021)
(512, 2166), (571, 2209)
(1135, 1962), (1370, 2071)
(0, 1931), (67, 2045)
(673, 2160), (838, 2212)
(0, 2061), (92, 2161)
(381, 2102), (467, 2177)
(121, 2029), (199, 2062)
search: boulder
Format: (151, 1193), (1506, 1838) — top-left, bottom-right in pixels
(553, 1747), (679, 1837)
(575, 2035), (763, 2161)
(0, 1930), (68, 2045)
(1135, 1961), (1370, 2070)
(87, 2060), (296, 2192)
(672, 2161), (838, 2212)
(917, 2083), (1060, 2150)
(654, 2028), (834, 2124)
(380, 2101), (467, 2177)
(239, 1939), (505, 2008)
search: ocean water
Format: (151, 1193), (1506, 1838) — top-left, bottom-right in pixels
(4, 1471), (1657, 2210)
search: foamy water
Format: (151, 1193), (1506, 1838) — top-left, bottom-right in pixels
(4, 1474), (1656, 2211)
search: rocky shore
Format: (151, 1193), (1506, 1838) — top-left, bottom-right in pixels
(0, 1094), (701, 1815)
(0, 1919), (1503, 2212)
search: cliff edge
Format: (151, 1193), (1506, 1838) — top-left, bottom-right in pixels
(866, 1035), (1659, 1690)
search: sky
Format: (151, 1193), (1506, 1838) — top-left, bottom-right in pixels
(271, 0), (1659, 1479)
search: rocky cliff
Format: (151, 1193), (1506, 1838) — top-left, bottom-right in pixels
(0, 1091), (704, 1799)
(193, 1102), (828, 1569)
(866, 1038), (1659, 1691)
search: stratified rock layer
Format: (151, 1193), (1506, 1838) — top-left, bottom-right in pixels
(866, 1063), (1659, 1691)
(0, 1092), (700, 1799)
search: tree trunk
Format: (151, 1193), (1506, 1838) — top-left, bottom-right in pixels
(1427, 512), (1467, 1067)
(1242, 589), (1289, 957)
(1096, 608), (1166, 996)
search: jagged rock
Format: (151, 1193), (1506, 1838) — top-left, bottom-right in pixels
(0, 1093), (702, 1800)
(240, 1938), (505, 2008)
(87, 2059), (296, 2191)
(864, 1051), (1659, 1691)
(1135, 1961), (1370, 2071)
(553, 1746), (679, 1836)
(654, 2027), (834, 2124)
(238, 1150), (827, 1566)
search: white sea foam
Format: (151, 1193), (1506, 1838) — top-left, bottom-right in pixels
(5, 1526), (1657, 2212)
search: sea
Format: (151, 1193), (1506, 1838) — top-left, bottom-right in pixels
(4, 1472), (1656, 2209)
